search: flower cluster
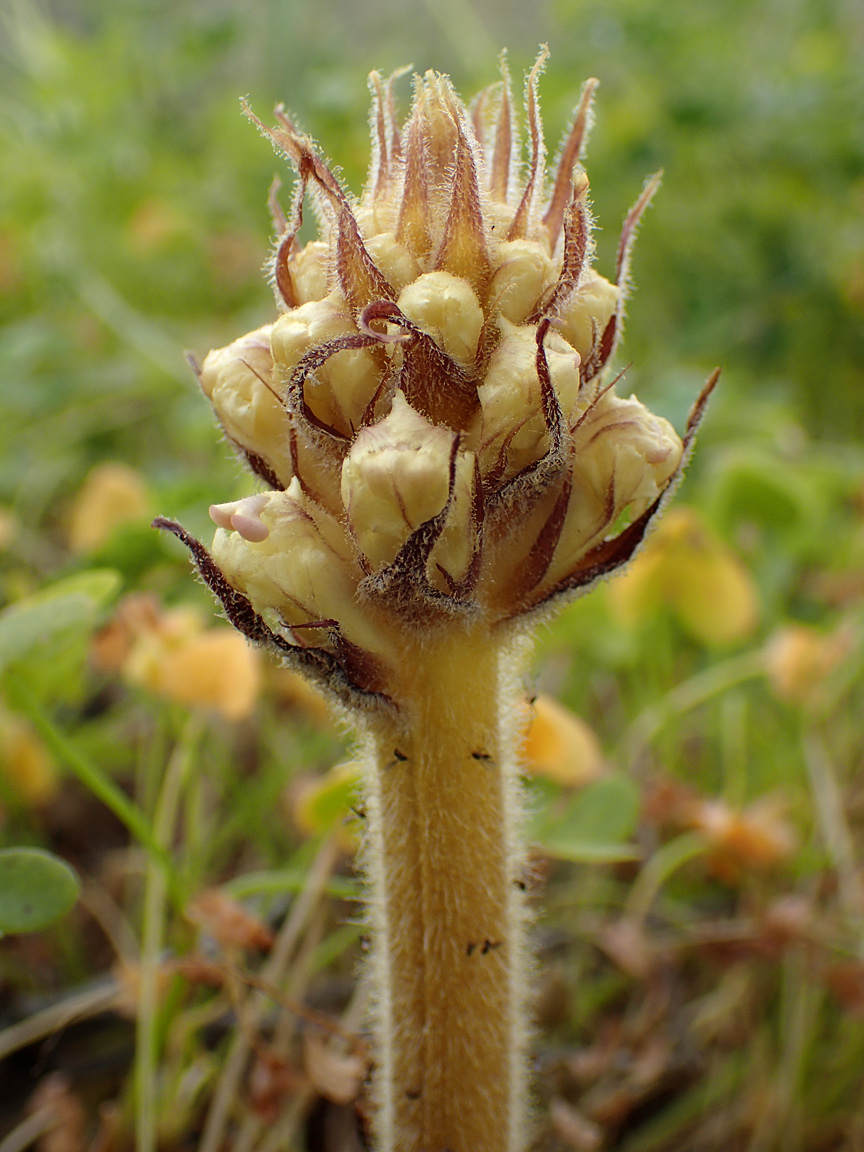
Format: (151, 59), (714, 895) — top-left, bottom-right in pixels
(157, 53), (714, 705)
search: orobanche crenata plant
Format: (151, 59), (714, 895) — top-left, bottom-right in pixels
(156, 49), (716, 1152)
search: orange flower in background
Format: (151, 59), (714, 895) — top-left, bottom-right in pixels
(520, 694), (604, 786)
(764, 622), (853, 705)
(645, 780), (797, 885)
(685, 795), (797, 884)
(92, 593), (260, 720)
(185, 888), (275, 952)
(67, 462), (152, 554)
(609, 506), (759, 646)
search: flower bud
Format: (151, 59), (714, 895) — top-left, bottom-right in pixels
(363, 231), (421, 293)
(475, 319), (581, 479)
(546, 392), (682, 585)
(488, 239), (556, 325)
(556, 272), (620, 362)
(397, 271), (484, 367)
(200, 325), (292, 484)
(211, 480), (381, 656)
(341, 391), (474, 579)
(288, 240), (330, 304)
(209, 494), (271, 542)
(271, 294), (382, 437)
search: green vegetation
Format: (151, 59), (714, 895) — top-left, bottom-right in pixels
(1, 2), (863, 1149)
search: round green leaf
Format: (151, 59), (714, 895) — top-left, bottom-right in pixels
(530, 774), (642, 863)
(0, 848), (80, 936)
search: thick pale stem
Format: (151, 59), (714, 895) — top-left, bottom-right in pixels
(362, 625), (530, 1152)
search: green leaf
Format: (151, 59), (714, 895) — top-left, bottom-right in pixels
(294, 763), (362, 837)
(0, 569), (121, 674)
(225, 869), (360, 903)
(0, 848), (80, 936)
(530, 774), (642, 863)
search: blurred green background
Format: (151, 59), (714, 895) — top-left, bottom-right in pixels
(1, 0), (863, 534)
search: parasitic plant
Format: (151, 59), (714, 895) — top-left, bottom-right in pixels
(156, 49), (716, 1152)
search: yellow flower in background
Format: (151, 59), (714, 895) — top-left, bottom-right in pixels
(93, 594), (260, 720)
(67, 462), (152, 554)
(133, 629), (260, 721)
(764, 622), (852, 705)
(0, 710), (59, 805)
(520, 694), (603, 786)
(609, 506), (759, 646)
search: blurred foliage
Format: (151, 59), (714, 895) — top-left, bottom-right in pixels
(1, 1), (864, 1150)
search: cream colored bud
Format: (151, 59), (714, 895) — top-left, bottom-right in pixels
(271, 294), (381, 438)
(556, 272), (620, 361)
(485, 199), (518, 237)
(475, 319), (581, 479)
(546, 392), (682, 585)
(213, 489), (318, 613)
(341, 391), (456, 571)
(364, 232), (421, 293)
(488, 239), (555, 325)
(200, 325), (292, 482)
(212, 480), (383, 656)
(397, 271), (484, 366)
(289, 240), (330, 305)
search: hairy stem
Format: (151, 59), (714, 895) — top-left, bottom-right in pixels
(362, 625), (530, 1152)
